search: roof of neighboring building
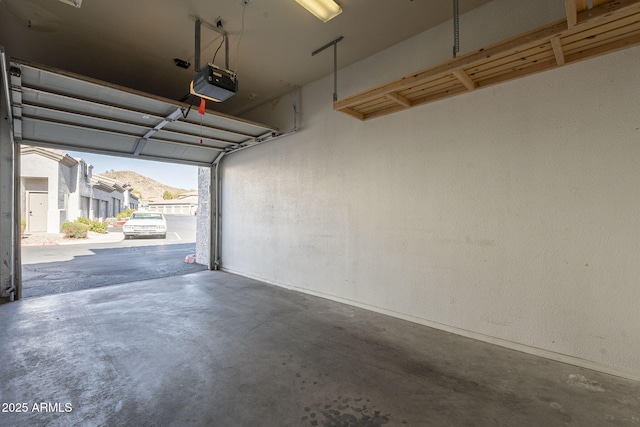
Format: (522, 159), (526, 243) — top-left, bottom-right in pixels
(90, 179), (116, 193)
(21, 145), (78, 168)
(22, 146), (140, 195)
(91, 174), (131, 192)
(148, 195), (198, 205)
(177, 191), (198, 198)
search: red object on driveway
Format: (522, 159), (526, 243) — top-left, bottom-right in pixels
(114, 218), (129, 227)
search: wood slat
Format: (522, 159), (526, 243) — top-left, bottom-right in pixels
(357, 97), (397, 115)
(340, 108), (365, 120)
(577, 0), (640, 25)
(566, 0), (581, 27)
(551, 36), (566, 65)
(564, 6), (640, 44)
(335, 0), (640, 120)
(398, 75), (458, 98)
(475, 59), (558, 89)
(563, 11), (640, 48)
(464, 42), (551, 75)
(404, 78), (465, 101)
(452, 69), (476, 91)
(348, 75), (460, 113)
(385, 92), (412, 108)
(467, 44), (556, 81)
(362, 104), (411, 121)
(577, 0), (590, 10)
(565, 28), (640, 61)
(404, 86), (472, 112)
(561, 18), (640, 59)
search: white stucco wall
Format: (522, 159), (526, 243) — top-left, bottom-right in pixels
(59, 161), (76, 225)
(220, 1), (640, 379)
(21, 153), (64, 233)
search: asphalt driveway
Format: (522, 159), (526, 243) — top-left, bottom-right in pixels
(20, 215), (207, 298)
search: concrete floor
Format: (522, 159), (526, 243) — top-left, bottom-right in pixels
(1, 271), (638, 427)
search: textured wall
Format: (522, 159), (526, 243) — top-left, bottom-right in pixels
(196, 166), (212, 268)
(221, 1), (640, 378)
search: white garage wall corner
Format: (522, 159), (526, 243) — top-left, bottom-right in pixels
(225, 1), (640, 380)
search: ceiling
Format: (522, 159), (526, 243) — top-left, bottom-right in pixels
(0, 0), (491, 117)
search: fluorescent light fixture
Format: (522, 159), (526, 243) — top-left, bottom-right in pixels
(58, 0), (83, 7)
(295, 0), (342, 23)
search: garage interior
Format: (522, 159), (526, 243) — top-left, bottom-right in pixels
(2, 0), (640, 425)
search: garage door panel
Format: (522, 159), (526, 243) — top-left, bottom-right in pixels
(163, 122), (251, 144)
(22, 104), (151, 137)
(21, 120), (139, 154)
(21, 87), (171, 128)
(174, 113), (274, 138)
(141, 139), (220, 164)
(20, 66), (181, 117)
(154, 128), (241, 147)
(11, 59), (277, 165)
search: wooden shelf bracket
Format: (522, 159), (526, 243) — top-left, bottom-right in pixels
(385, 92), (412, 108)
(452, 69), (476, 91)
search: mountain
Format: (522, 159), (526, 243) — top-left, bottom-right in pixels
(96, 170), (189, 201)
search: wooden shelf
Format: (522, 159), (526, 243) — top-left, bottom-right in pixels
(334, 0), (640, 120)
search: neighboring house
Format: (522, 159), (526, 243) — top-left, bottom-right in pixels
(147, 191), (198, 215)
(91, 174), (140, 214)
(20, 146), (138, 233)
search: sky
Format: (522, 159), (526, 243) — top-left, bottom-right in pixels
(66, 151), (199, 191)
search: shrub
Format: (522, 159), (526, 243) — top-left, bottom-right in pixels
(116, 208), (135, 220)
(162, 190), (176, 200)
(61, 221), (89, 239)
(72, 217), (107, 234)
(89, 220), (108, 234)
(76, 217), (92, 225)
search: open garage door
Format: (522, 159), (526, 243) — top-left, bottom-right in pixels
(2, 58), (279, 302)
(9, 59), (277, 165)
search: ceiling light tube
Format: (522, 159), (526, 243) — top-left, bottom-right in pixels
(295, 0), (342, 23)
(58, 0), (83, 7)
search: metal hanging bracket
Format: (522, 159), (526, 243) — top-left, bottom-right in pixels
(453, 0), (460, 58)
(312, 36), (344, 102)
(190, 15), (229, 71)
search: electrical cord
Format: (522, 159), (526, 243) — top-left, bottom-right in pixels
(211, 34), (225, 65)
(181, 95), (196, 118)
